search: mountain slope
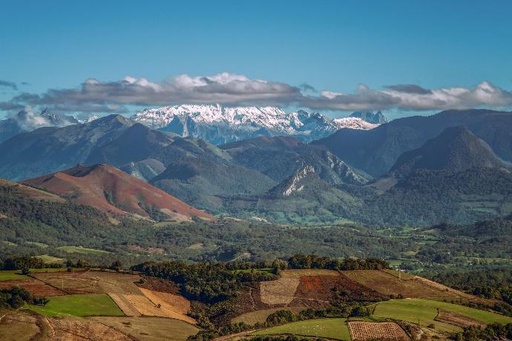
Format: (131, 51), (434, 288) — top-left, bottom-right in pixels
(313, 109), (512, 177)
(221, 136), (369, 185)
(220, 165), (363, 224)
(22, 164), (212, 222)
(364, 167), (512, 226)
(150, 154), (276, 213)
(361, 127), (512, 226)
(390, 126), (508, 177)
(0, 114), (134, 180)
(0, 109), (79, 143)
(131, 104), (377, 144)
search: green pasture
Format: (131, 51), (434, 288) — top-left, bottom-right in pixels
(29, 294), (124, 317)
(0, 270), (28, 281)
(372, 299), (512, 332)
(232, 307), (304, 325)
(252, 318), (350, 340)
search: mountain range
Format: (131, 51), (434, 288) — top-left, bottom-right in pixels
(130, 104), (379, 144)
(0, 108), (511, 226)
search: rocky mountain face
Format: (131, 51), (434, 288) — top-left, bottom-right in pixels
(220, 136), (368, 186)
(131, 104), (378, 144)
(349, 111), (388, 124)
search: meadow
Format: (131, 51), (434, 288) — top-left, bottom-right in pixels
(29, 293), (124, 317)
(252, 318), (350, 340)
(372, 299), (512, 332)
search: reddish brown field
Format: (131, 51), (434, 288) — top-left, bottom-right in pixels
(0, 278), (65, 297)
(291, 273), (385, 308)
(230, 269), (386, 324)
(436, 310), (487, 328)
(348, 321), (409, 341)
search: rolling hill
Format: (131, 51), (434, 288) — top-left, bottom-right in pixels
(22, 164), (212, 222)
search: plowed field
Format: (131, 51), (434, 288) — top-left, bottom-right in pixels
(348, 321), (409, 340)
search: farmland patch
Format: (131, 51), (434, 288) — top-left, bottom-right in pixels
(342, 270), (460, 300)
(252, 318), (350, 340)
(260, 277), (300, 305)
(0, 278), (65, 296)
(436, 310), (487, 328)
(348, 321), (409, 341)
(92, 316), (199, 341)
(29, 293), (124, 317)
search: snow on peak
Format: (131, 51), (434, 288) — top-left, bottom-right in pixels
(332, 117), (379, 130)
(131, 104), (380, 144)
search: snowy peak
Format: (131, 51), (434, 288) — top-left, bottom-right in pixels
(332, 117), (379, 130)
(131, 104), (380, 145)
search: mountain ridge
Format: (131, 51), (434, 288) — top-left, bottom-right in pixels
(22, 163), (213, 222)
(131, 104), (380, 144)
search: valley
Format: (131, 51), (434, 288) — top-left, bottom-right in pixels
(0, 108), (512, 340)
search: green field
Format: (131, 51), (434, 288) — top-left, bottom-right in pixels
(29, 294), (124, 317)
(232, 307), (304, 325)
(0, 270), (28, 281)
(56, 246), (110, 254)
(25, 241), (48, 248)
(35, 254), (63, 264)
(373, 299), (512, 332)
(252, 318), (350, 340)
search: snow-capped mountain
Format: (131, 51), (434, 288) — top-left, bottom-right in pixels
(131, 104), (379, 144)
(332, 117), (379, 130)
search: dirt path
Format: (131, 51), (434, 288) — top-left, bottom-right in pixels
(213, 330), (256, 341)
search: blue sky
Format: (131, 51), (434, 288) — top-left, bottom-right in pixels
(1, 0), (512, 119)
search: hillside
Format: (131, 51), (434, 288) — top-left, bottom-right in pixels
(22, 164), (212, 222)
(313, 109), (512, 177)
(0, 114), (134, 180)
(220, 136), (369, 185)
(390, 126), (507, 177)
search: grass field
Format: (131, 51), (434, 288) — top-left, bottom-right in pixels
(232, 307), (305, 325)
(56, 245), (110, 254)
(372, 299), (512, 332)
(35, 254), (64, 264)
(29, 293), (124, 317)
(92, 316), (200, 341)
(0, 270), (27, 281)
(252, 318), (350, 340)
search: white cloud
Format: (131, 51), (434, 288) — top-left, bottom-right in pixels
(1, 73), (511, 115)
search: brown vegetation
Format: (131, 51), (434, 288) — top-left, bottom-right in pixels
(436, 310), (487, 328)
(342, 270), (464, 300)
(23, 164), (213, 221)
(0, 278), (65, 297)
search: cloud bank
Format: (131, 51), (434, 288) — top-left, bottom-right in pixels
(1, 73), (512, 115)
